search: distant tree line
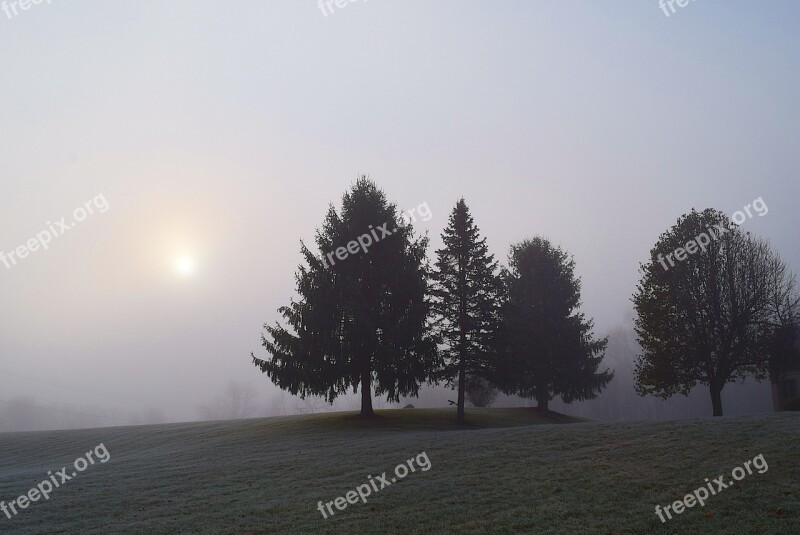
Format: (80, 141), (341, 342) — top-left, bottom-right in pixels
(252, 177), (611, 423)
(0, 397), (165, 432)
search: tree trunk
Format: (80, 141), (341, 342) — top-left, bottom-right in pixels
(537, 390), (549, 413)
(710, 383), (723, 417)
(457, 360), (466, 424)
(456, 265), (468, 424)
(360, 368), (374, 417)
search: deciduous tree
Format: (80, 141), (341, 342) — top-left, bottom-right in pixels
(633, 209), (798, 416)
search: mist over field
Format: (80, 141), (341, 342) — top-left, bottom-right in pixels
(2, 1), (798, 433)
(1, 2), (799, 533)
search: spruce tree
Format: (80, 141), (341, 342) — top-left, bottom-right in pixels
(252, 177), (438, 417)
(431, 199), (500, 423)
(495, 237), (612, 411)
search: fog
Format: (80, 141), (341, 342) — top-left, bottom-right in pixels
(2, 1), (798, 432)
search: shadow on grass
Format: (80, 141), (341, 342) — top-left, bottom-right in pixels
(278, 407), (589, 435)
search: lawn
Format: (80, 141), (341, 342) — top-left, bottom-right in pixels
(0, 408), (797, 534)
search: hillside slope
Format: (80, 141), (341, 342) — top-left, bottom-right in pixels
(0, 409), (797, 534)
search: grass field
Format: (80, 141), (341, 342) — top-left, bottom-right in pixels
(0, 408), (797, 534)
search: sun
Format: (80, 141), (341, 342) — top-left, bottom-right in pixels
(175, 255), (195, 276)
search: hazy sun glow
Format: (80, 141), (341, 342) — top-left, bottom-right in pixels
(175, 256), (195, 276)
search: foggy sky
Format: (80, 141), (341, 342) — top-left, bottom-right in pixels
(1, 1), (798, 424)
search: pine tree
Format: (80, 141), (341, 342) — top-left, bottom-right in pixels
(495, 237), (612, 411)
(431, 199), (500, 423)
(252, 177), (438, 417)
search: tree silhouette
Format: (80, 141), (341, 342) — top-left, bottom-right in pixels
(200, 381), (259, 420)
(766, 320), (800, 390)
(252, 177), (437, 417)
(431, 199), (501, 423)
(494, 237), (612, 411)
(633, 209), (798, 416)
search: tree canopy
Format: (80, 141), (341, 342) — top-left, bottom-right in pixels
(633, 208), (799, 416)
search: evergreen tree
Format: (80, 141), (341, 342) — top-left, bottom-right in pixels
(431, 199), (501, 423)
(252, 177), (438, 417)
(495, 237), (612, 411)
